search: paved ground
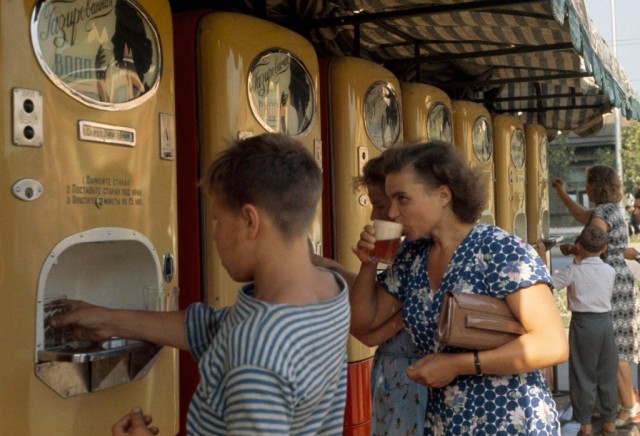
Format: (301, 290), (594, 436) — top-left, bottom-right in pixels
(556, 391), (640, 435)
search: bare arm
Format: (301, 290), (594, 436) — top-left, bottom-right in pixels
(407, 284), (568, 387)
(551, 178), (593, 224)
(310, 254), (357, 289)
(349, 224), (403, 336)
(625, 246), (640, 261)
(51, 300), (188, 350)
(355, 311), (403, 347)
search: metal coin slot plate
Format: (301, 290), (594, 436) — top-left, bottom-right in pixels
(13, 88), (43, 147)
(12, 178), (44, 201)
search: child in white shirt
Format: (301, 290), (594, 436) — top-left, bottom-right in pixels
(550, 225), (617, 435)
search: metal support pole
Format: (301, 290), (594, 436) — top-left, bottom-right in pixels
(611, 0), (624, 191)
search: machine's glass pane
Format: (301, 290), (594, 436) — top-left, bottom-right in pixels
(472, 117), (493, 163)
(364, 81), (401, 151)
(427, 103), (452, 143)
(31, 0), (161, 109)
(540, 136), (549, 169)
(510, 128), (526, 168)
(248, 50), (315, 136)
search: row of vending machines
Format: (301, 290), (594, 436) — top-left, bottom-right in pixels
(0, 1), (550, 434)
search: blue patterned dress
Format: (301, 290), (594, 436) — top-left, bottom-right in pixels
(371, 329), (428, 436)
(593, 203), (640, 363)
(379, 223), (560, 435)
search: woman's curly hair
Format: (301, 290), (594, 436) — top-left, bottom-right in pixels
(381, 141), (487, 223)
(586, 164), (622, 204)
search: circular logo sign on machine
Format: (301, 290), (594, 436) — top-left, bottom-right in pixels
(247, 49), (315, 136)
(472, 116), (493, 163)
(428, 103), (453, 144)
(30, 0), (161, 110)
(540, 135), (549, 169)
(510, 128), (526, 169)
(364, 81), (401, 151)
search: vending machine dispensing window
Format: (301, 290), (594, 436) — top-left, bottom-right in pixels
(35, 228), (165, 397)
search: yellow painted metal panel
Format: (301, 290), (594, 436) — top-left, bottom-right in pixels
(401, 82), (452, 143)
(328, 56), (402, 361)
(452, 100), (495, 225)
(492, 114), (527, 239)
(197, 12), (323, 308)
(1, 1), (179, 434)
(526, 123), (550, 243)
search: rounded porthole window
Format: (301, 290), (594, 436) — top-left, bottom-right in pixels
(540, 136), (549, 169)
(510, 128), (526, 168)
(427, 103), (452, 143)
(30, 0), (161, 110)
(472, 116), (493, 163)
(364, 81), (401, 151)
(247, 50), (315, 136)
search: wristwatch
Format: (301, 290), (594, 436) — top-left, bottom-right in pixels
(473, 351), (483, 376)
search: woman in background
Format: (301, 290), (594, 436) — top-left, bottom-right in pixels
(553, 165), (640, 427)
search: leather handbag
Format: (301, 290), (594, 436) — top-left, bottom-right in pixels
(437, 291), (525, 350)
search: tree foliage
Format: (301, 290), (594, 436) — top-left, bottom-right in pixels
(593, 147), (614, 169)
(548, 134), (575, 181)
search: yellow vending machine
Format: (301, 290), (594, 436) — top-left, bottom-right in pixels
(526, 123), (551, 247)
(172, 11), (324, 429)
(1, 1), (179, 434)
(401, 82), (453, 143)
(180, 11), (323, 309)
(321, 56), (402, 435)
(492, 114), (527, 239)
(452, 100), (495, 225)
(525, 123), (555, 390)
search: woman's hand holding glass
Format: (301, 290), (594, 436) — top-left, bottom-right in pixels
(352, 224), (379, 264)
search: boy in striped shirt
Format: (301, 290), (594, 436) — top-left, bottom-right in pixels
(53, 133), (350, 435)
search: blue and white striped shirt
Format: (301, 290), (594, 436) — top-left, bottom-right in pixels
(185, 273), (350, 435)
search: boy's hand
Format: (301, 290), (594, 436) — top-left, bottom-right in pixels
(49, 300), (114, 342)
(559, 243), (574, 256)
(112, 407), (159, 436)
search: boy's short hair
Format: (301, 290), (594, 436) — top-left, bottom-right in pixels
(203, 133), (322, 239)
(578, 225), (609, 253)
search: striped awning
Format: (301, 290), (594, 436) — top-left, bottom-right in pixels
(229, 0), (640, 137)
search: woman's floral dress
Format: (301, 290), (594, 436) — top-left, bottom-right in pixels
(371, 329), (429, 436)
(593, 203), (640, 363)
(379, 223), (560, 435)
